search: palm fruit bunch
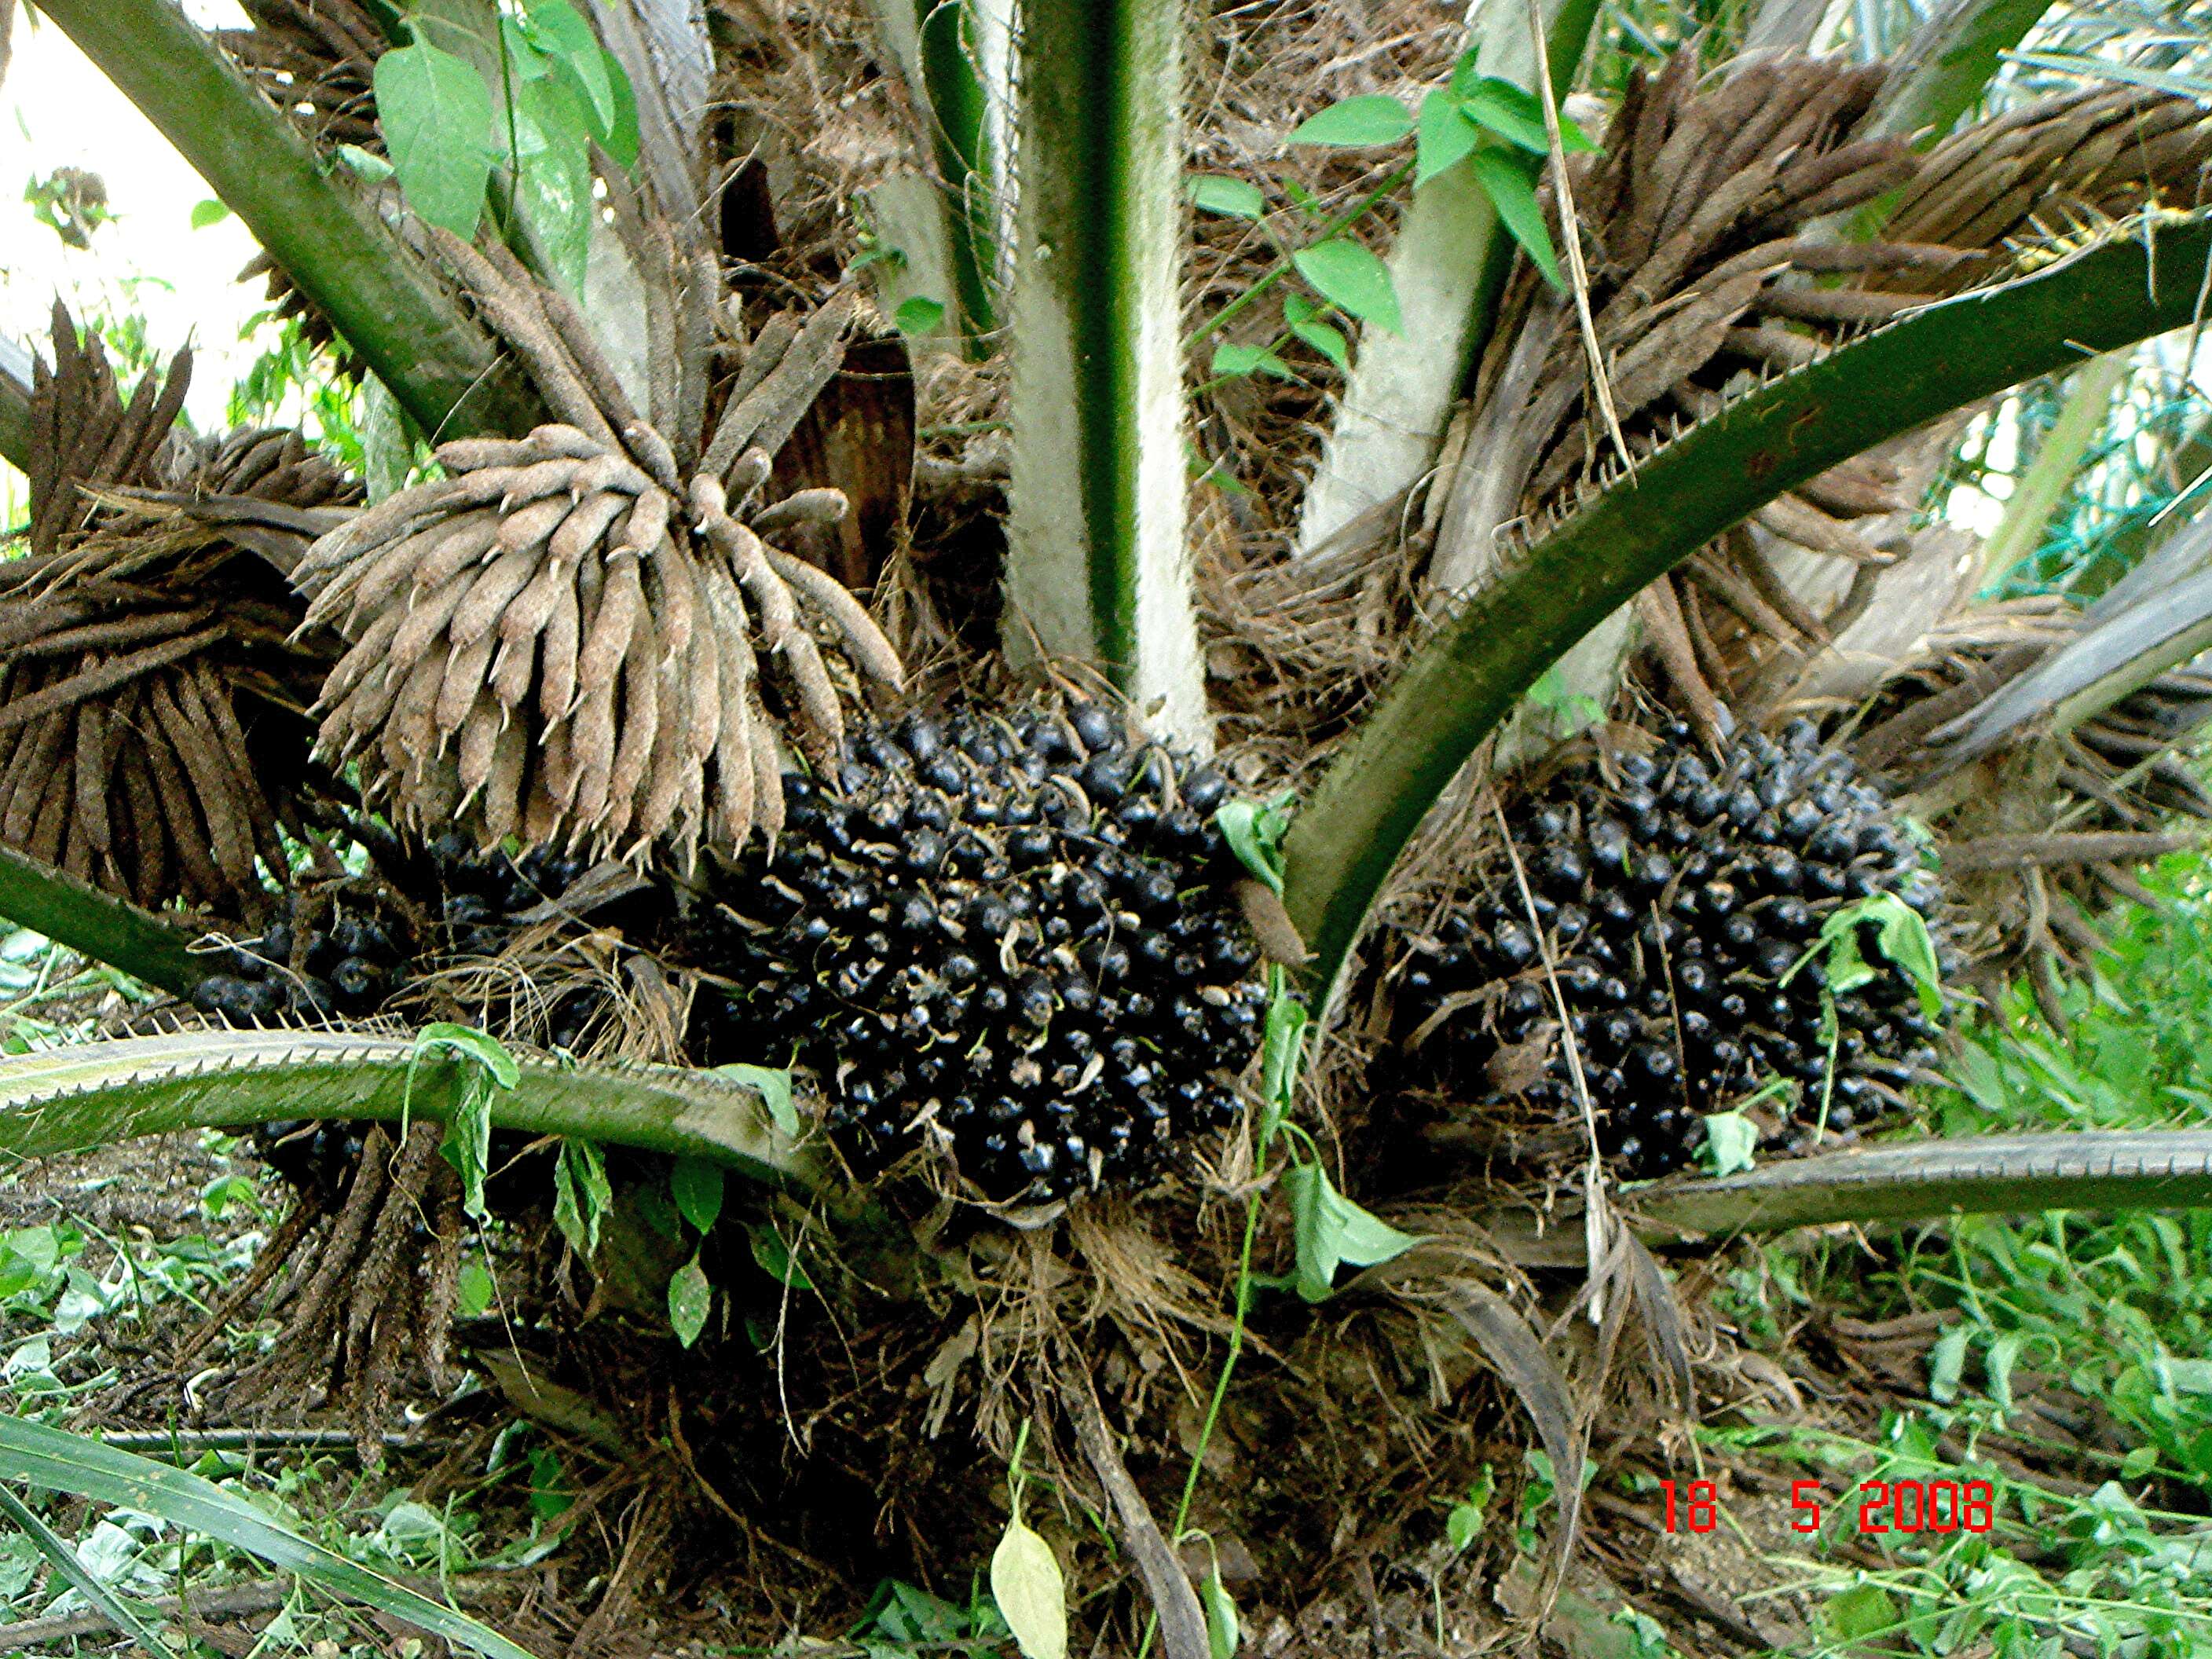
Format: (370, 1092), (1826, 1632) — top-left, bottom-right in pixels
(192, 844), (606, 1205)
(191, 884), (416, 1025)
(2, 307), (356, 918)
(685, 703), (1269, 1203)
(188, 840), (605, 1027)
(291, 233), (901, 862)
(1396, 720), (1944, 1177)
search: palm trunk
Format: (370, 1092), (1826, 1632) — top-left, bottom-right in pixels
(865, 0), (1007, 347)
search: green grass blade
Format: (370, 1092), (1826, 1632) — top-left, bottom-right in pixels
(0, 1029), (811, 1185)
(0, 1479), (169, 1657)
(1280, 212), (2212, 997)
(0, 845), (206, 998)
(0, 1416), (541, 1659)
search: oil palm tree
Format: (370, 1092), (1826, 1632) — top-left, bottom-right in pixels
(2, 0), (2212, 1650)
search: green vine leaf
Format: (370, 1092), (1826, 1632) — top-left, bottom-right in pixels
(1782, 892), (1944, 1019)
(1459, 78), (1595, 155)
(1415, 88), (1481, 184)
(1258, 988), (1309, 1152)
(712, 1063), (800, 1139)
(524, 0), (616, 130)
(412, 1024), (518, 1224)
(668, 1254), (712, 1348)
(1215, 793), (1295, 895)
(1285, 94), (1413, 148)
(1203, 1569), (1240, 1659)
(551, 1137), (611, 1258)
(748, 1223), (813, 1290)
(894, 295), (947, 335)
(1188, 174), (1265, 218)
(1286, 1161), (1419, 1302)
(1699, 1111), (1759, 1178)
(1212, 341), (1295, 381)
(1468, 148), (1562, 291)
(1291, 239), (1402, 334)
(511, 73), (594, 295)
(990, 1514), (1067, 1659)
(671, 1156), (727, 1235)
(373, 40), (496, 238)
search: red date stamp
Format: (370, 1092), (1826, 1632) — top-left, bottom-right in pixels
(1660, 1478), (1997, 1535)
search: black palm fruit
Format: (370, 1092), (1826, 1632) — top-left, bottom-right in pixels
(190, 884), (417, 1027)
(685, 703), (1269, 1203)
(189, 843), (602, 1031)
(1396, 719), (1947, 1177)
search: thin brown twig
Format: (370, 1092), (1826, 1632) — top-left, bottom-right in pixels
(1526, 0), (1630, 478)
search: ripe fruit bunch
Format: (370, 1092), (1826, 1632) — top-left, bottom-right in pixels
(687, 705), (1269, 1203)
(190, 884), (414, 1026)
(188, 841), (601, 1024)
(1397, 721), (1943, 1177)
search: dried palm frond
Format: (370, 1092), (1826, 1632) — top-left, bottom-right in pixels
(216, 0), (387, 155)
(1432, 53), (2212, 732)
(1433, 55), (1924, 592)
(295, 231), (906, 863)
(2, 306), (359, 918)
(1848, 623), (2212, 1010)
(24, 303), (197, 555)
(1879, 83), (2212, 294)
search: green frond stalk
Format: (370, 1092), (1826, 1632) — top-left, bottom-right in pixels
(0, 1031), (811, 1185)
(0, 847), (205, 998)
(1280, 213), (2212, 999)
(1642, 1130), (2212, 1237)
(866, 0), (1005, 346)
(37, 0), (538, 441)
(1002, 0), (1210, 749)
(1295, 0), (1596, 561)
(1485, 1131), (2212, 1262)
